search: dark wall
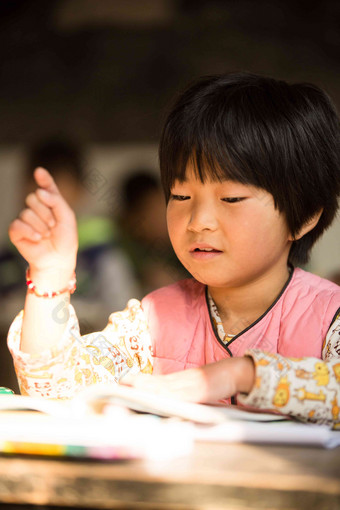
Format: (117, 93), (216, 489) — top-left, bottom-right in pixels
(0, 0), (339, 145)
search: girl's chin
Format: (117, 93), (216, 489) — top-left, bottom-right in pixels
(189, 274), (227, 287)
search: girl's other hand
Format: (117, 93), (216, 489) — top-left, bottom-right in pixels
(8, 167), (78, 277)
(120, 357), (255, 403)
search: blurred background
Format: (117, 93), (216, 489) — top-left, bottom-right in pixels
(0, 0), (339, 392)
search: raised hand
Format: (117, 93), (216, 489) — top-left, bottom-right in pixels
(9, 167), (78, 276)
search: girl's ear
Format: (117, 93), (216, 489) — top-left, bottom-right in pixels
(288, 209), (323, 241)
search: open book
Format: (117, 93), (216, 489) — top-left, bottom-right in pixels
(0, 384), (339, 452)
(0, 384), (286, 423)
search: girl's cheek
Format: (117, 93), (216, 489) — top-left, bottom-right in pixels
(167, 207), (182, 227)
(166, 213), (176, 238)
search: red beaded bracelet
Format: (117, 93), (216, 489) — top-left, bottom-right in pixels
(26, 268), (76, 298)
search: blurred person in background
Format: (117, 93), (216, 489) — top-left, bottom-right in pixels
(118, 170), (189, 296)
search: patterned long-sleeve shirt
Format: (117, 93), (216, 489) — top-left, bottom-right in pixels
(208, 296), (340, 429)
(7, 299), (340, 429)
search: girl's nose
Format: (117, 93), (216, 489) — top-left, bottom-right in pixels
(187, 203), (218, 232)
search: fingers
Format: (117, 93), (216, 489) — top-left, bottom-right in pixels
(25, 192), (56, 229)
(9, 218), (43, 243)
(19, 208), (51, 237)
(120, 372), (175, 398)
(9, 192), (54, 244)
(119, 372), (155, 391)
(31, 167), (75, 224)
(9, 166), (76, 247)
(15, 186), (58, 240)
(119, 372), (145, 387)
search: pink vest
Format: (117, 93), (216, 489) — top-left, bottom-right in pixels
(141, 268), (340, 375)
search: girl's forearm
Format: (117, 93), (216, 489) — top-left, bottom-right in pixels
(20, 268), (75, 355)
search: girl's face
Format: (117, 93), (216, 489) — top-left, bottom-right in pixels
(167, 165), (293, 290)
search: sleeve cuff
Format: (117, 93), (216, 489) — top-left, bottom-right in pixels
(7, 305), (81, 376)
(237, 350), (290, 411)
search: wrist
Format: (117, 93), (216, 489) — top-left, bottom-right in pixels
(28, 265), (76, 295)
(234, 356), (256, 395)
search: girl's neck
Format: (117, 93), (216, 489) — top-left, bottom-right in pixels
(208, 265), (291, 335)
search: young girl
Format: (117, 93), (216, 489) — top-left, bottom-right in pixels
(7, 73), (340, 428)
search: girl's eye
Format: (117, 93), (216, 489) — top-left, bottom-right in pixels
(222, 197), (245, 203)
(171, 194), (190, 201)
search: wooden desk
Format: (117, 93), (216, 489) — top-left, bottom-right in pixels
(0, 442), (339, 509)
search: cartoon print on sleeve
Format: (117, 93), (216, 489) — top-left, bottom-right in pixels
(332, 363), (340, 383)
(295, 368), (312, 379)
(238, 312), (340, 428)
(7, 301), (153, 399)
(295, 387), (326, 403)
(331, 391), (339, 422)
(312, 362), (329, 386)
(272, 376), (290, 407)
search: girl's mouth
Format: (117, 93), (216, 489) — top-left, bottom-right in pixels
(190, 247), (222, 259)
(193, 248), (219, 252)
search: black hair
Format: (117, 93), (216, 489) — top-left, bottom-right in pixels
(27, 137), (83, 182)
(159, 73), (340, 265)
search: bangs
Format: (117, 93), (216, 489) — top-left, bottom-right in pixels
(165, 145), (243, 186)
(159, 98), (254, 201)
